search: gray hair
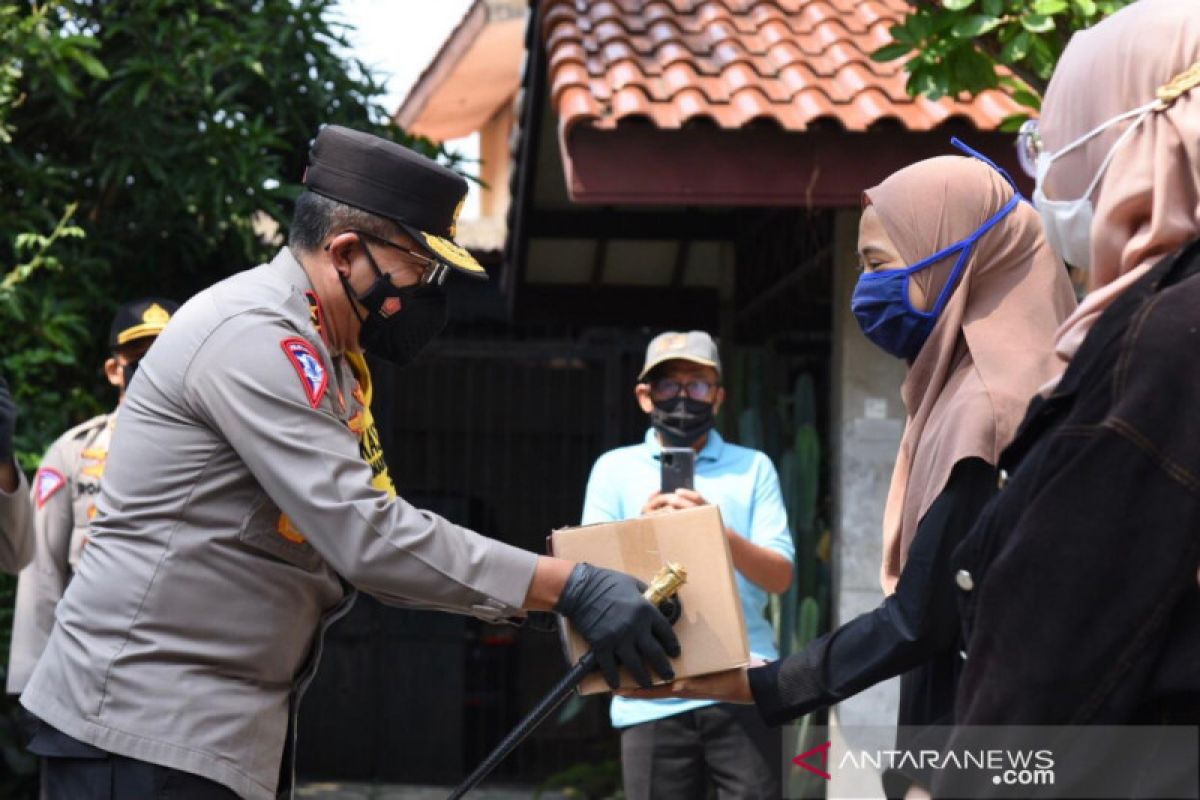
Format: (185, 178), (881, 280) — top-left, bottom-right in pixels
(288, 190), (404, 253)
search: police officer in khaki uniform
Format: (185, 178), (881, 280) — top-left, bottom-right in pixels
(6, 299), (178, 694)
(20, 126), (680, 800)
(0, 376), (34, 573)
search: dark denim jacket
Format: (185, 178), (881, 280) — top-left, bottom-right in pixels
(950, 236), (1200, 728)
(928, 238), (1200, 799)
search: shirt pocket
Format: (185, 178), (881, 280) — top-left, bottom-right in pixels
(236, 494), (324, 572)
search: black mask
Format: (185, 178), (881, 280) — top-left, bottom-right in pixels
(650, 396), (715, 447)
(341, 238), (448, 367)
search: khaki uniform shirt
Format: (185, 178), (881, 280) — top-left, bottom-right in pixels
(22, 249), (538, 800)
(7, 412), (115, 693)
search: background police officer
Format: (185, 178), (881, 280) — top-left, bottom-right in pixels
(6, 298), (177, 694)
(19, 127), (679, 799)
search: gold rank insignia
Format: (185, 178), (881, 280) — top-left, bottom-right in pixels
(142, 303), (171, 325)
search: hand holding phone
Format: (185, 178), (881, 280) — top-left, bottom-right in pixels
(660, 447), (695, 493)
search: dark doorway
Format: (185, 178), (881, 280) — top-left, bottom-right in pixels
(297, 324), (652, 785)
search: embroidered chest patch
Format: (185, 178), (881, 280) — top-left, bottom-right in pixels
(34, 468), (67, 509)
(280, 337), (328, 409)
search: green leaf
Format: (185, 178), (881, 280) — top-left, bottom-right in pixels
(983, 0), (1004, 15)
(943, 0), (975, 9)
(952, 14), (1002, 38)
(1021, 13), (1058, 32)
(871, 42), (913, 62)
(1071, 0), (1098, 15)
(999, 112), (1032, 132)
(51, 69), (79, 97)
(1033, 0), (1069, 13)
(133, 79), (153, 107)
(908, 67), (946, 101)
(1011, 87), (1043, 109)
(908, 11), (934, 40)
(888, 22), (915, 46)
(69, 49), (110, 80)
(1001, 29), (1032, 61)
(1027, 34), (1059, 77)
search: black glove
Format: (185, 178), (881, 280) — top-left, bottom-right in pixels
(0, 376), (15, 465)
(555, 563), (681, 689)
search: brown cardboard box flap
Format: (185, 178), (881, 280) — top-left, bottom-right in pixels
(550, 505), (750, 694)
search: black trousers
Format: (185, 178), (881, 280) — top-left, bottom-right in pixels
(29, 723), (239, 800)
(40, 755), (240, 800)
(620, 703), (782, 800)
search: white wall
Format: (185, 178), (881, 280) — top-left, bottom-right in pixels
(828, 207), (907, 799)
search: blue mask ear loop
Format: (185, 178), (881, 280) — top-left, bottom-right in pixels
(951, 136), (1023, 196)
(896, 136), (1026, 321)
(898, 191), (1022, 319)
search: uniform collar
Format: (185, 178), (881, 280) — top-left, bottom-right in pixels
(269, 247), (315, 293)
(642, 427), (725, 462)
(270, 247), (333, 349)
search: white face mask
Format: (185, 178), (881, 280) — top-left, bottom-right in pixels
(1032, 100), (1157, 270)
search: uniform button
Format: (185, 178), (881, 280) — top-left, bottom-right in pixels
(959, 650), (968, 661)
(997, 469), (1009, 489)
(955, 569), (975, 592)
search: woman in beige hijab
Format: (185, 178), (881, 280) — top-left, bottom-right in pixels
(622, 145), (1076, 795)
(930, 1), (1200, 796)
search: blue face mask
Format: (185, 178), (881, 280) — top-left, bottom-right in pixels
(851, 138), (1024, 361)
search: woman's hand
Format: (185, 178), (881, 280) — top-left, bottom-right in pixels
(616, 661), (761, 704)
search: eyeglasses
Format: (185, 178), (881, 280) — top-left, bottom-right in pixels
(648, 378), (717, 401)
(1016, 118), (1043, 179)
(348, 229), (449, 287)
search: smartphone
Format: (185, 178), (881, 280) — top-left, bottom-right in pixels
(660, 447), (695, 493)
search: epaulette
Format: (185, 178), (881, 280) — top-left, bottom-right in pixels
(57, 413), (113, 446)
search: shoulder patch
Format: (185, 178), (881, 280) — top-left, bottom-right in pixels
(280, 337), (328, 409)
(34, 468), (67, 509)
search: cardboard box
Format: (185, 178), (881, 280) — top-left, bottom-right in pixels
(549, 504), (749, 695)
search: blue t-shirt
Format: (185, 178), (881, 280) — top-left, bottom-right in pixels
(581, 428), (794, 728)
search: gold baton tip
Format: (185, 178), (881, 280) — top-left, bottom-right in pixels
(643, 562), (688, 605)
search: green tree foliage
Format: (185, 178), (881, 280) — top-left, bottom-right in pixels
(1, 0), (455, 467)
(873, 0), (1135, 126)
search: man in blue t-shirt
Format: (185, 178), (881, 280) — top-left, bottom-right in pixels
(582, 330), (794, 800)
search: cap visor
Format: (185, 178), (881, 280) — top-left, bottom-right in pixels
(402, 224), (489, 280)
(116, 323), (169, 346)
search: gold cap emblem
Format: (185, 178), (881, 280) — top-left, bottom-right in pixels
(142, 303), (171, 325)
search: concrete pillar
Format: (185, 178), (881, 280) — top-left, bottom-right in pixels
(479, 100), (515, 220)
(827, 207), (907, 798)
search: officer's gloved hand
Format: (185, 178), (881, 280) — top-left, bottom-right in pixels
(555, 563), (681, 689)
(0, 376), (16, 466)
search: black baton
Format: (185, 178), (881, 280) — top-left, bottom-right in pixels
(447, 563), (687, 800)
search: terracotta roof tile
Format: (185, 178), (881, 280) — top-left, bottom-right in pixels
(544, 0), (1021, 134)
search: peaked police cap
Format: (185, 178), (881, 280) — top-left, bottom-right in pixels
(109, 297), (179, 349)
(303, 125), (485, 278)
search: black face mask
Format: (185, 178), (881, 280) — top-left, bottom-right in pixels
(650, 396), (716, 447)
(341, 238), (448, 367)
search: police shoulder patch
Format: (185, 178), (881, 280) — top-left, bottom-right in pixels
(34, 468), (67, 510)
(280, 337), (328, 409)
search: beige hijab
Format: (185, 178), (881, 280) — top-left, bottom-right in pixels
(1039, 0), (1200, 386)
(867, 156), (1077, 595)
